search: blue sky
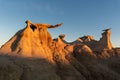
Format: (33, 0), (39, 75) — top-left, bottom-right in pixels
(0, 0), (120, 47)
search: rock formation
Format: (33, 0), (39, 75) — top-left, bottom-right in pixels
(26, 20), (62, 47)
(74, 29), (113, 53)
(80, 35), (94, 42)
(59, 34), (69, 44)
(0, 20), (62, 59)
(96, 29), (113, 51)
(0, 21), (120, 80)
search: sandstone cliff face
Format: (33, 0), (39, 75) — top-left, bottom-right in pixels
(0, 21), (120, 80)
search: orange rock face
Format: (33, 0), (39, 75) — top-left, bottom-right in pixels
(0, 20), (62, 59)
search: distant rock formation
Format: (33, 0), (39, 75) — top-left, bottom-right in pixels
(97, 29), (113, 51)
(59, 34), (69, 44)
(73, 29), (113, 53)
(59, 34), (65, 40)
(80, 35), (94, 42)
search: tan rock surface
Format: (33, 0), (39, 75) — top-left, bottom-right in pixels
(98, 29), (113, 50)
(80, 35), (94, 42)
(0, 21), (120, 80)
(74, 29), (113, 57)
(0, 20), (62, 59)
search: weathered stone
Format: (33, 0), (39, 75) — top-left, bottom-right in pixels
(0, 20), (62, 59)
(0, 21), (120, 80)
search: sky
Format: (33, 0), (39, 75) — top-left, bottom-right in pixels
(0, 0), (120, 47)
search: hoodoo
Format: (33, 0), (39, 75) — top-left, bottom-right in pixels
(0, 20), (62, 58)
(94, 28), (113, 51)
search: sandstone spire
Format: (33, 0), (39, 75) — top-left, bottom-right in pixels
(94, 28), (113, 52)
(100, 28), (113, 50)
